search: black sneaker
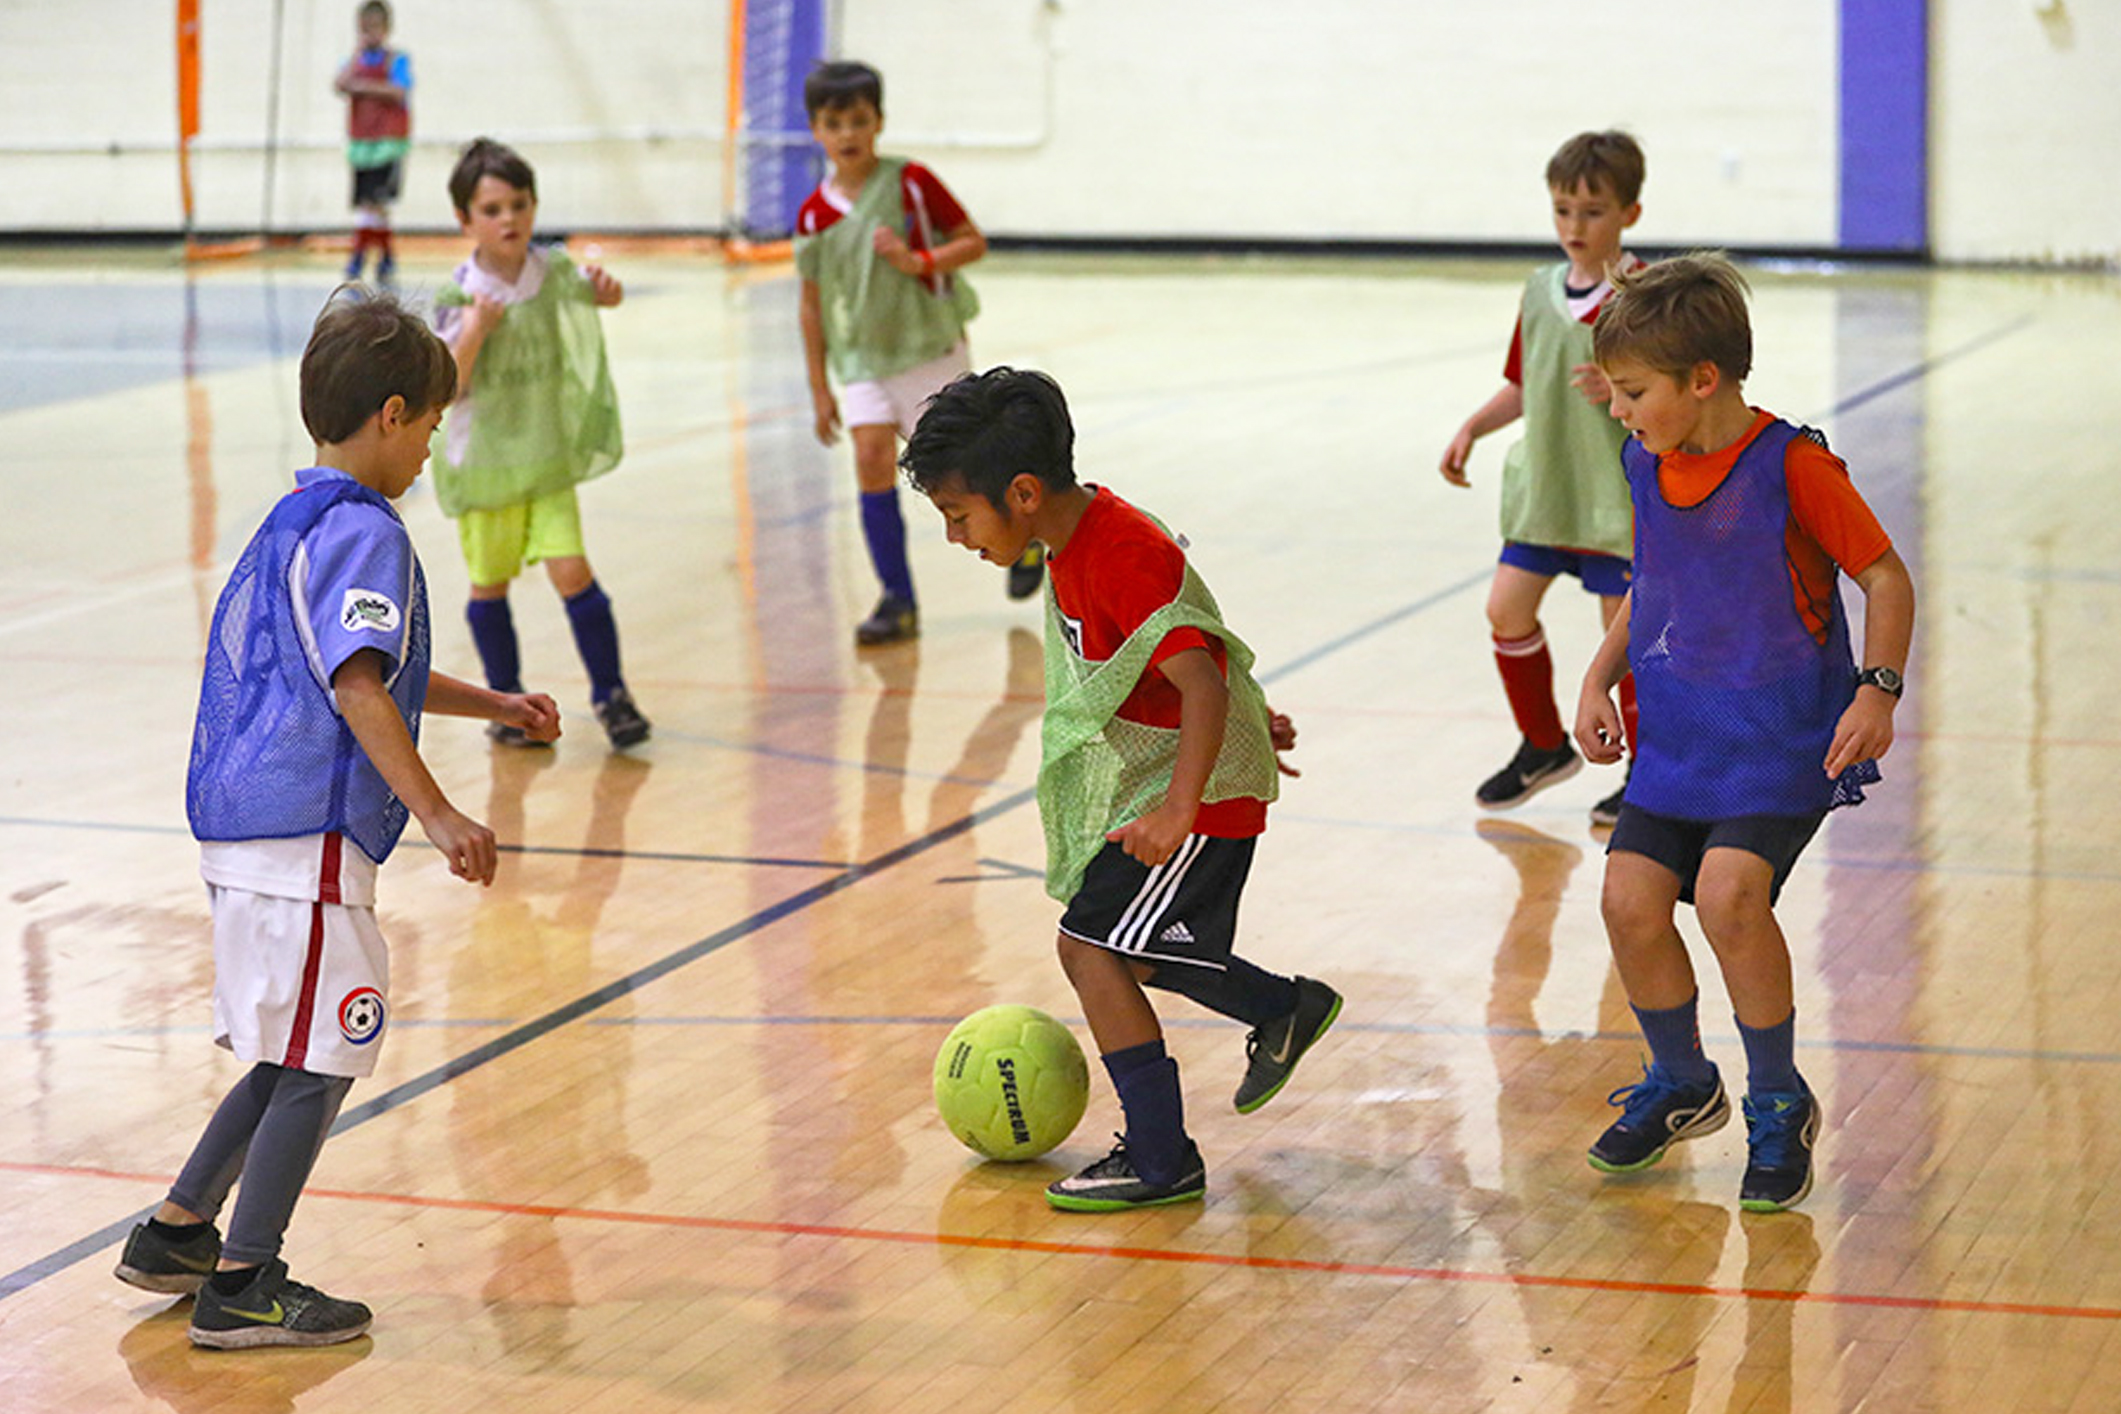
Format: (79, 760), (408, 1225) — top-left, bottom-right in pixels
(1007, 544), (1046, 600)
(1587, 1062), (1731, 1173)
(1476, 738), (1582, 810)
(594, 687), (652, 749)
(188, 1258), (372, 1349)
(486, 719), (553, 749)
(114, 1221), (221, 1295)
(1739, 1082), (1820, 1212)
(855, 593), (918, 646)
(1046, 1137), (1206, 1212)
(1589, 764), (1632, 827)
(1234, 976), (1343, 1113)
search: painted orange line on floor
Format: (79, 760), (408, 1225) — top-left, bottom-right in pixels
(13, 1158), (2118, 1323)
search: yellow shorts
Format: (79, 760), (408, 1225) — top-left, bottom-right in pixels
(457, 488), (585, 586)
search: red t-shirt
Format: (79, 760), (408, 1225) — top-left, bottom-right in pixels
(1047, 488), (1267, 838)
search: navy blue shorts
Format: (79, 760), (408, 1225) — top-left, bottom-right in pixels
(1059, 836), (1255, 971)
(1499, 542), (1632, 598)
(1608, 804), (1825, 906)
(352, 160), (403, 208)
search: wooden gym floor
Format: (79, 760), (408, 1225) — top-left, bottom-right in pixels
(1, 243), (2117, 1412)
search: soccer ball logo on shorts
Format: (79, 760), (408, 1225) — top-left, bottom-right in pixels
(338, 987), (386, 1045)
(933, 1004), (1089, 1161)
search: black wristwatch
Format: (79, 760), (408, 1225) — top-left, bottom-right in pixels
(1856, 666), (1904, 698)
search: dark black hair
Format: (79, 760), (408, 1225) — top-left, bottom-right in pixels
(900, 367), (1077, 508)
(803, 60), (883, 121)
(447, 137), (536, 215)
(300, 289), (456, 444)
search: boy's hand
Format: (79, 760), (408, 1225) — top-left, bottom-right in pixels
(468, 293), (507, 334)
(499, 692), (562, 744)
(422, 805), (498, 886)
(1575, 687), (1626, 765)
(1269, 710), (1301, 777)
(583, 264), (624, 307)
(871, 226), (916, 274)
(1570, 362), (1614, 406)
(1106, 800), (1197, 869)
(1825, 691), (1896, 778)
(811, 387), (841, 445)
(1439, 427), (1476, 487)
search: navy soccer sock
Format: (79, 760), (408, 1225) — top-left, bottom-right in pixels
(465, 598), (523, 694)
(1102, 1039), (1188, 1186)
(1144, 959), (1298, 1028)
(1631, 993), (1717, 1086)
(858, 489), (915, 603)
(563, 581), (625, 705)
(1737, 1010), (1802, 1096)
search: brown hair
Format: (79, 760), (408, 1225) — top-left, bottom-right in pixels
(1593, 252), (1753, 384)
(299, 290), (456, 444)
(1546, 130), (1646, 206)
(447, 137), (537, 216)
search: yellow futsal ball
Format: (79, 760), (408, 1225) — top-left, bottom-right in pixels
(933, 1004), (1090, 1161)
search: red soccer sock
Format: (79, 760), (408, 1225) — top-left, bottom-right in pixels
(1493, 629), (1567, 751)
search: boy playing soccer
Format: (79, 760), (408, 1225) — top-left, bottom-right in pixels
(1574, 253), (1914, 1211)
(1440, 131), (1647, 823)
(796, 60), (1044, 647)
(901, 367), (1341, 1211)
(113, 293), (560, 1345)
(433, 138), (650, 750)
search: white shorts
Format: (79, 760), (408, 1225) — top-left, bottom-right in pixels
(840, 340), (972, 439)
(210, 885), (391, 1079)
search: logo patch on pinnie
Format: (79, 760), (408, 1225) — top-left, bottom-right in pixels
(340, 589), (401, 633)
(338, 987), (386, 1045)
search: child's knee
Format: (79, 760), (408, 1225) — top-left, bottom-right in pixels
(1600, 869), (1670, 946)
(1692, 859), (1777, 946)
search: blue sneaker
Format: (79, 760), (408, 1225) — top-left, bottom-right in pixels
(1587, 1062), (1730, 1173)
(1739, 1082), (1820, 1212)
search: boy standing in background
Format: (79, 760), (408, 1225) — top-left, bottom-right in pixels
(333, 0), (411, 285)
(432, 138), (651, 750)
(796, 60), (1043, 647)
(1441, 131), (1647, 824)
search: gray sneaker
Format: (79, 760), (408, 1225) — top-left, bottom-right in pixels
(114, 1221), (221, 1295)
(855, 593), (918, 646)
(594, 687), (652, 750)
(189, 1258), (372, 1349)
(1046, 1137), (1206, 1212)
(1234, 976), (1343, 1113)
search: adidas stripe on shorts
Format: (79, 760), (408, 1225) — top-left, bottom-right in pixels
(1059, 835), (1255, 970)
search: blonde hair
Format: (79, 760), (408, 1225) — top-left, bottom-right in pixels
(1593, 251), (1752, 383)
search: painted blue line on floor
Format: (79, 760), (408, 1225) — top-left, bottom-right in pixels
(1813, 315), (2033, 420)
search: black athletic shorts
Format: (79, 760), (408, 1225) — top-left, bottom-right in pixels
(1608, 803), (1825, 906)
(1059, 835), (1255, 970)
(352, 159), (403, 208)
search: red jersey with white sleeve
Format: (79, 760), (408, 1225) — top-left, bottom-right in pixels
(1047, 488), (1267, 838)
(794, 160), (967, 297)
(1503, 254), (1645, 385)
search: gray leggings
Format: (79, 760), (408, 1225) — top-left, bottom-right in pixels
(168, 1063), (352, 1267)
